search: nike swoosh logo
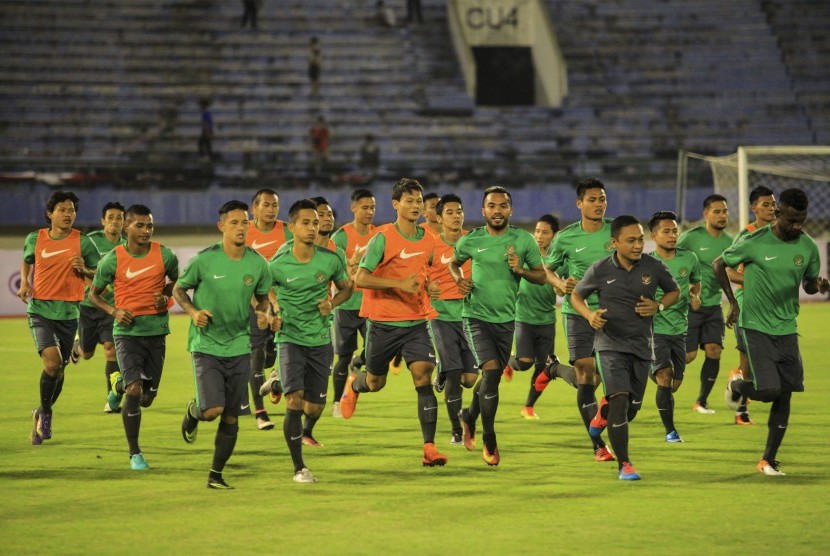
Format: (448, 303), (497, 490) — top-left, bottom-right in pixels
(581, 403), (596, 409)
(484, 393), (498, 400)
(441, 254), (452, 264)
(213, 275), (226, 279)
(699, 247), (710, 251)
(127, 411), (141, 417)
(290, 434), (303, 441)
(606, 279), (616, 284)
(612, 421), (629, 428)
(319, 393), (326, 398)
(447, 398), (462, 403)
(240, 403), (250, 410)
(149, 387), (158, 392)
(286, 277), (300, 283)
(400, 248), (424, 259)
(428, 353), (435, 358)
(125, 265), (155, 279)
(251, 239), (277, 250)
(41, 248), (69, 259)
(631, 400), (642, 405)
(477, 248), (489, 253)
(423, 406), (438, 411)
(575, 247), (587, 253)
(777, 425), (787, 429)
(765, 256), (777, 261)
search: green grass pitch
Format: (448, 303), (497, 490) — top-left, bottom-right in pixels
(2, 306), (830, 554)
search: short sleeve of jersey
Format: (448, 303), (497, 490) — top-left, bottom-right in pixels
(574, 261), (600, 299)
(547, 234), (566, 273)
(254, 255), (272, 297)
(333, 251), (349, 284)
(805, 239), (821, 281)
(177, 253), (204, 290)
(332, 228), (347, 251)
(92, 250), (118, 289)
(80, 235), (100, 268)
(656, 260), (680, 293)
(161, 245), (180, 281)
(689, 252), (702, 284)
(359, 232), (386, 272)
(22, 231), (38, 264)
(454, 233), (471, 264)
(722, 241), (750, 268)
(520, 232), (543, 268)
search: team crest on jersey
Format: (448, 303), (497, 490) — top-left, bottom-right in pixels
(604, 241), (613, 251)
(243, 275), (254, 286)
(793, 255), (804, 267)
(679, 268), (688, 277)
(315, 272), (326, 282)
(641, 274), (652, 285)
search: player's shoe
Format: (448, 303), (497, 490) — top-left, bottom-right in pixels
(432, 371), (446, 393)
(482, 445), (500, 466)
(458, 408), (476, 451)
(450, 432), (463, 445)
(332, 401), (342, 418)
(618, 461), (641, 481)
(520, 406), (540, 420)
(422, 442), (448, 467)
(256, 411), (275, 430)
(339, 373), (359, 419)
(130, 453), (150, 471)
(757, 459), (786, 476)
(259, 370), (282, 405)
(594, 446), (616, 462)
(588, 397), (609, 438)
(725, 368), (743, 411)
(37, 410), (52, 440)
(30, 409), (42, 445)
(104, 401), (118, 413)
(181, 400), (199, 444)
(107, 371), (124, 412)
(735, 411), (755, 425)
(502, 363), (514, 382)
(207, 474), (233, 489)
(389, 355), (403, 375)
(692, 402), (716, 414)
(293, 468), (318, 483)
(302, 435), (324, 447)
(534, 368), (552, 393)
(665, 430), (684, 443)
(69, 339), (80, 365)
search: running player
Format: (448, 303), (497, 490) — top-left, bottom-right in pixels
(572, 215), (679, 480)
(716, 188), (829, 476)
(451, 186), (546, 465)
(339, 178), (448, 468)
(175, 200), (272, 489)
(647, 211), (701, 443)
(89, 204), (179, 470)
(20, 191), (99, 445)
(269, 199), (351, 482)
(330, 188), (377, 417)
(677, 194), (733, 414)
(70, 201), (126, 412)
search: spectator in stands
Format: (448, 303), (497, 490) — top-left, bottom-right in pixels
(198, 98), (214, 162)
(241, 0), (258, 29)
(309, 37), (322, 96)
(310, 116), (331, 175)
(406, 0), (423, 24)
(376, 1), (397, 27)
(359, 134), (380, 177)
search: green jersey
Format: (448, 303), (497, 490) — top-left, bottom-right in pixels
(731, 224), (769, 309)
(177, 243), (272, 357)
(515, 251), (557, 325)
(677, 225), (733, 307)
(270, 245), (348, 346)
(651, 247), (701, 335)
(454, 226), (542, 323)
(82, 230), (126, 307)
(721, 226), (821, 336)
(547, 218), (614, 315)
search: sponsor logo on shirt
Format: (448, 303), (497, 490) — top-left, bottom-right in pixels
(679, 268), (688, 277)
(400, 248), (424, 259)
(575, 246), (587, 253)
(243, 275), (254, 285)
(315, 272), (326, 282)
(41, 248), (69, 259)
(440, 254), (453, 264)
(125, 265), (155, 279)
(251, 239), (277, 250)
(641, 274), (652, 285)
(793, 255), (804, 266)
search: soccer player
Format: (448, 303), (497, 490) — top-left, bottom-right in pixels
(506, 214), (577, 420)
(571, 215), (679, 480)
(89, 204), (179, 470)
(715, 188), (829, 476)
(451, 186), (546, 465)
(269, 199), (351, 482)
(724, 185), (776, 425)
(70, 201), (126, 412)
(245, 188), (292, 430)
(175, 200), (272, 489)
(427, 193), (477, 444)
(420, 192), (441, 236)
(647, 211), (701, 443)
(545, 178), (616, 461)
(677, 194), (733, 414)
(20, 191), (99, 445)
(330, 188), (376, 417)
(339, 178), (448, 468)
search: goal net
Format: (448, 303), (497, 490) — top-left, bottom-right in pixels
(678, 146), (830, 238)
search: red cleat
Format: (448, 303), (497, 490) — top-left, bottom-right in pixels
(594, 446), (616, 462)
(340, 373), (359, 419)
(534, 369), (552, 392)
(422, 442), (448, 467)
(502, 364), (514, 382)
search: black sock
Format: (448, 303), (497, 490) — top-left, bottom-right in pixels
(444, 370), (463, 435)
(479, 370), (501, 452)
(655, 385), (675, 434)
(332, 355), (351, 400)
(250, 345), (266, 412)
(211, 420), (239, 474)
(303, 413), (320, 438)
(468, 379), (482, 422)
(577, 384), (603, 448)
(284, 408), (305, 471)
(122, 393), (142, 455)
(50, 372), (65, 405)
(525, 365), (544, 407)
(352, 370), (371, 393)
(416, 384), (438, 444)
(105, 360), (119, 395)
(697, 356), (720, 406)
(763, 392), (791, 463)
(606, 395), (630, 466)
(39, 371), (59, 413)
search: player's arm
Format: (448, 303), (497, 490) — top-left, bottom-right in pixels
(513, 263), (546, 285)
(18, 260), (33, 302)
(72, 235), (99, 279)
(89, 283), (135, 326)
(172, 280), (212, 328)
(329, 278), (353, 310)
(725, 266), (744, 286)
(712, 256), (738, 327)
(570, 288), (606, 330)
(689, 281), (702, 311)
(354, 267), (420, 293)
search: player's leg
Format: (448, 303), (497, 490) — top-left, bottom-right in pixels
(340, 321), (402, 418)
(693, 307), (724, 413)
(331, 309), (360, 416)
(522, 324), (554, 417)
(403, 323), (445, 466)
(300, 344), (333, 450)
(28, 316), (72, 444)
(596, 352), (639, 479)
(206, 354), (249, 489)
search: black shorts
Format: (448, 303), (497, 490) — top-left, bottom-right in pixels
(743, 329), (804, 394)
(595, 350), (650, 402)
(651, 333), (687, 380)
(78, 304), (115, 352)
(365, 321), (437, 376)
(429, 319), (477, 375)
(514, 321), (555, 366)
(734, 323), (747, 353)
(685, 305), (725, 351)
(249, 307), (274, 350)
(28, 313), (77, 365)
(334, 308), (366, 355)
(563, 313), (596, 363)
(463, 317), (513, 370)
(278, 342), (333, 403)
(192, 352), (251, 417)
(114, 335), (166, 399)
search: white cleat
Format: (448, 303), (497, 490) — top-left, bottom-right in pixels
(293, 468), (318, 483)
(757, 460), (786, 476)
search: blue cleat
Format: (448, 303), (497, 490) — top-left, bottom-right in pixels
(37, 411), (52, 440)
(618, 461), (641, 481)
(108, 371), (124, 412)
(130, 453), (150, 471)
(665, 430), (684, 443)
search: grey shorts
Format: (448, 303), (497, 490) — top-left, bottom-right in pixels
(28, 313), (77, 365)
(515, 321), (555, 366)
(743, 329), (804, 394)
(114, 335), (166, 398)
(334, 308), (366, 355)
(734, 323), (747, 353)
(595, 350), (650, 401)
(651, 333), (687, 380)
(463, 317), (514, 369)
(685, 305), (725, 351)
(79, 304), (115, 352)
(365, 321), (437, 376)
(278, 342), (334, 403)
(429, 319), (477, 375)
(192, 352), (251, 417)
(563, 313), (596, 363)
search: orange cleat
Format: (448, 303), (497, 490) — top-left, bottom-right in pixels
(422, 442), (448, 467)
(534, 368), (552, 392)
(339, 373), (359, 419)
(594, 446), (616, 462)
(589, 397), (609, 438)
(458, 408), (476, 451)
(482, 445), (500, 466)
(502, 364), (514, 382)
(520, 406), (540, 420)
